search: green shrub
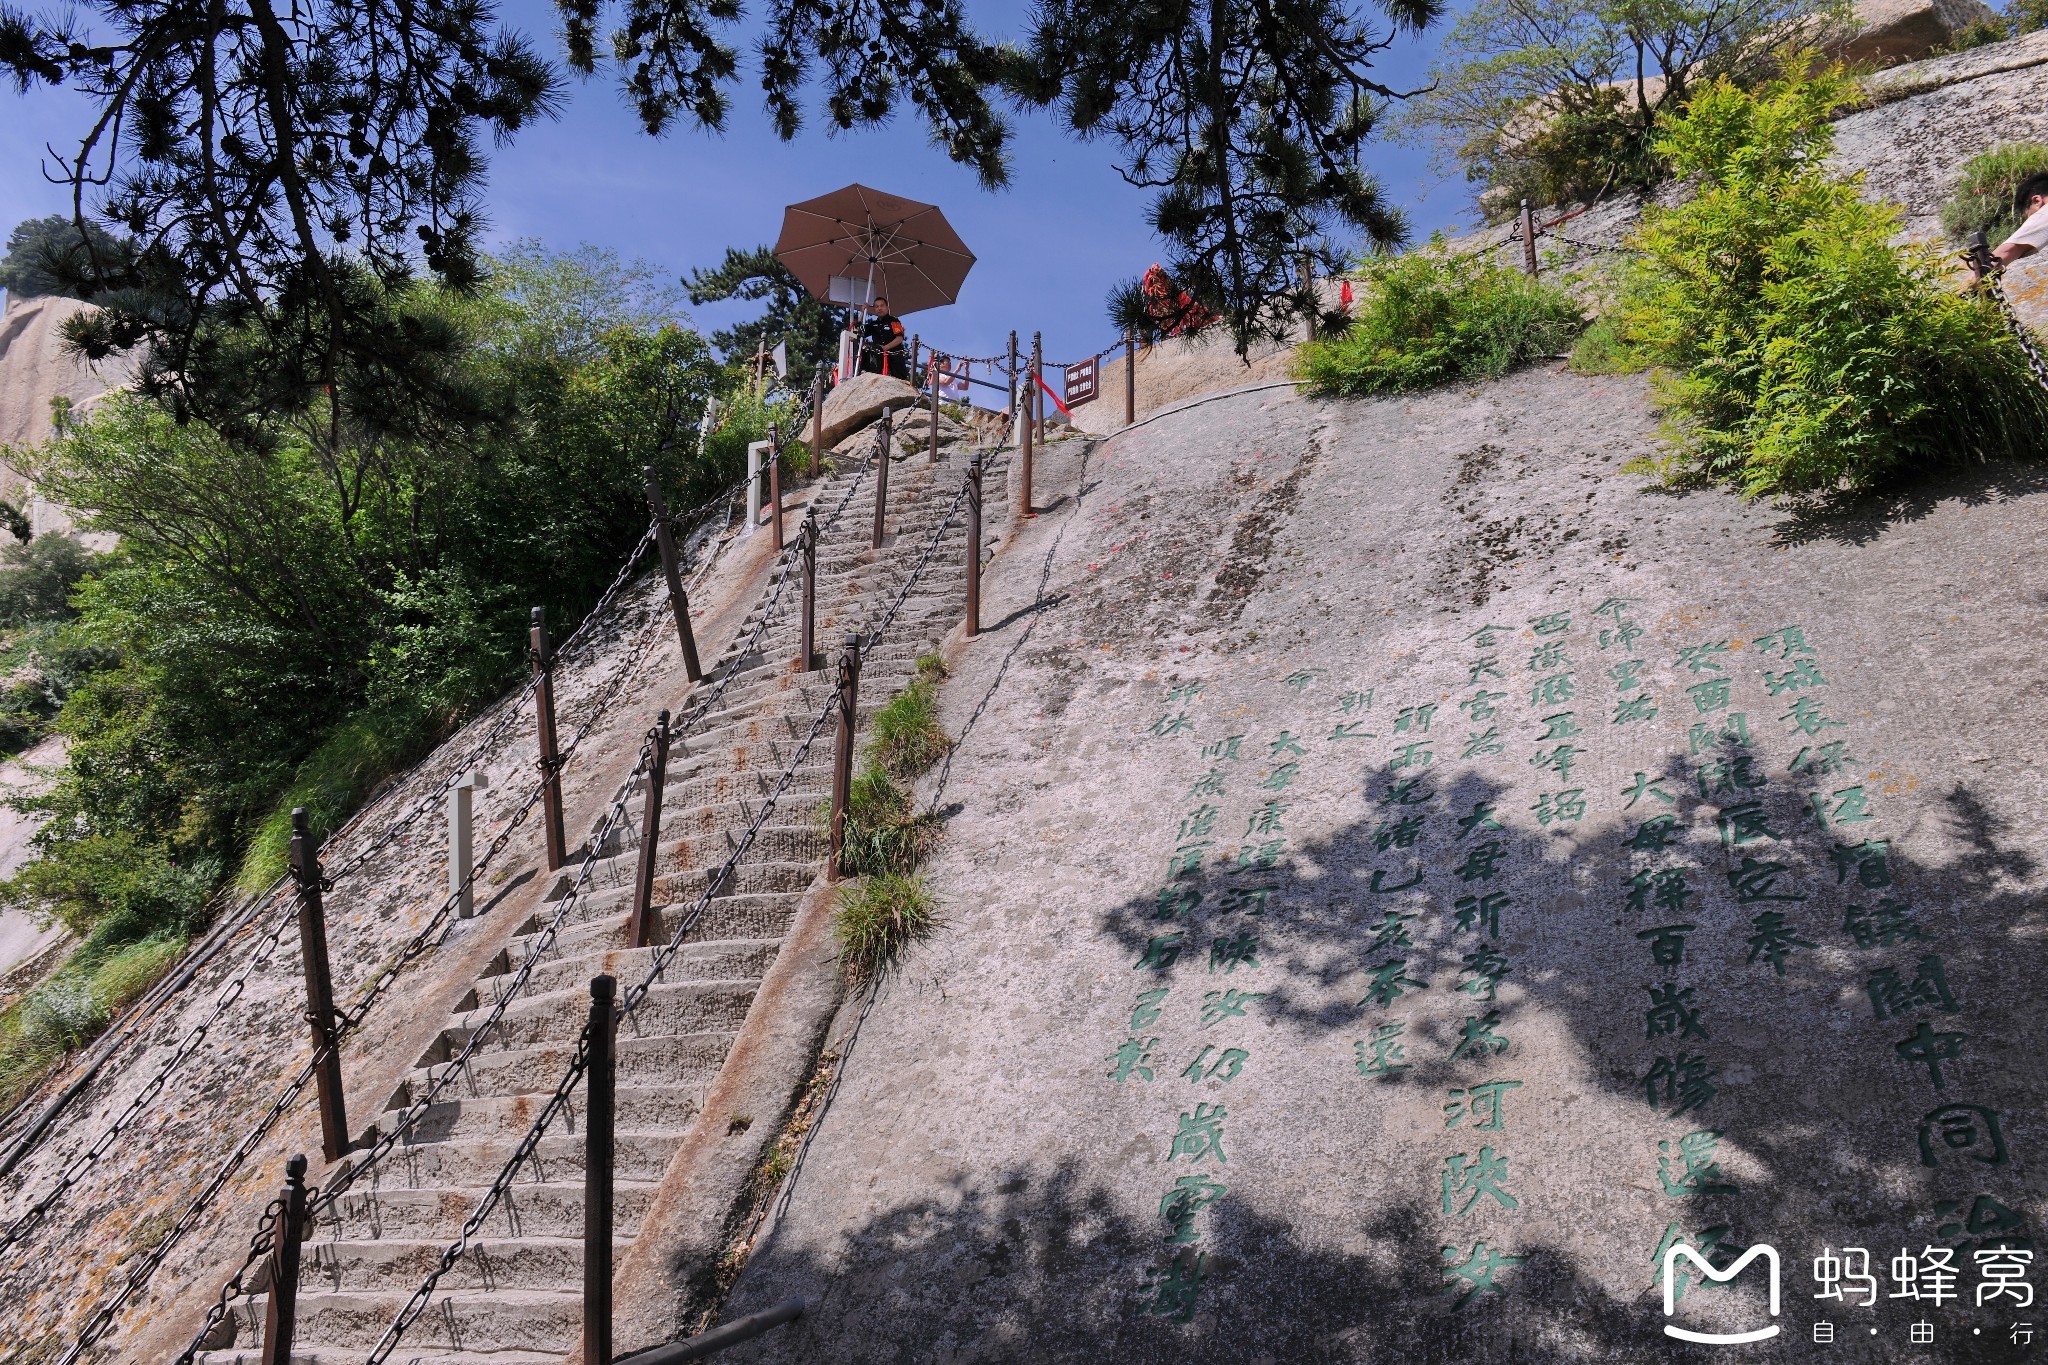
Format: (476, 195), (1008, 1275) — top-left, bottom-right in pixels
(0, 534), (101, 627)
(867, 677), (951, 780)
(831, 872), (938, 979)
(1940, 0), (2048, 49)
(702, 384), (807, 494)
(1611, 68), (2048, 498)
(234, 701), (438, 894)
(1567, 315), (1640, 375)
(1296, 249), (1586, 396)
(1942, 143), (2048, 244)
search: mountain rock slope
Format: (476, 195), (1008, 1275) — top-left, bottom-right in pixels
(719, 364), (2048, 1363)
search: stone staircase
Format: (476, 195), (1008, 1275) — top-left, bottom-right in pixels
(198, 425), (1006, 1363)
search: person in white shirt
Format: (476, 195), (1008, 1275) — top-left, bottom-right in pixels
(1973, 171), (2048, 282)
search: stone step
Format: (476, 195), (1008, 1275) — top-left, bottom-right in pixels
(384, 1084), (700, 1146)
(536, 898), (800, 962)
(396, 1032), (731, 1110)
(298, 1233), (629, 1294)
(244, 1286), (582, 1353)
(442, 978), (756, 1056)
(342, 1128), (686, 1191)
(322, 1179), (655, 1243)
(485, 936), (779, 1002)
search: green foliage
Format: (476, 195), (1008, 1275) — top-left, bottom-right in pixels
(1296, 248), (1586, 396)
(1941, 144), (2048, 243)
(1016, 1), (1443, 355)
(703, 384), (809, 492)
(0, 246), (729, 953)
(1942, 0), (2048, 48)
(0, 216), (130, 300)
(1567, 314), (1640, 375)
(234, 702), (438, 894)
(0, 534), (101, 627)
(1403, 0), (1840, 216)
(867, 675), (951, 779)
(685, 246), (841, 391)
(831, 872), (939, 980)
(1611, 70), (2048, 497)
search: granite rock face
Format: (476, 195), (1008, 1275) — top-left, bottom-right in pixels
(1839, 0), (2000, 65)
(723, 367), (2048, 1363)
(817, 372), (919, 447)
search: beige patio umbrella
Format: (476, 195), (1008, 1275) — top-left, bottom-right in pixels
(773, 183), (975, 315)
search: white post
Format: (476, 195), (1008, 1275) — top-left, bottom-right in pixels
(745, 440), (773, 533)
(837, 328), (857, 385)
(449, 771), (489, 918)
(1012, 380), (1027, 446)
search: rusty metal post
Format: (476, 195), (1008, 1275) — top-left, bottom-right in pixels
(1031, 331), (1045, 444)
(797, 510), (818, 671)
(258, 1154), (309, 1365)
(1124, 330), (1135, 427)
(288, 811), (351, 1164)
(1019, 352), (1035, 517)
(1520, 200), (1538, 277)
(531, 608), (568, 871)
(910, 333), (919, 381)
(810, 372), (825, 473)
(827, 634), (861, 882)
(871, 406), (893, 550)
(965, 458), (982, 639)
(625, 713), (671, 949)
(928, 351), (941, 463)
(768, 422), (784, 551)
(1006, 330), (1018, 431)
(583, 974), (617, 1365)
(644, 468), (703, 684)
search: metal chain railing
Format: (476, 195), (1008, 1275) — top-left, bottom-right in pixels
(0, 511), (701, 1207)
(363, 454), (977, 1365)
(171, 1178), (313, 1365)
(1983, 268), (2048, 395)
(100, 443), (869, 1351)
(11, 492), (754, 1354)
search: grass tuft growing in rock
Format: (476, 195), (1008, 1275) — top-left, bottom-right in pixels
(831, 872), (939, 980)
(866, 669), (951, 780)
(837, 768), (942, 877)
(1942, 142), (2048, 245)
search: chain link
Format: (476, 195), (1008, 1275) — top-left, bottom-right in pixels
(1984, 269), (2048, 395)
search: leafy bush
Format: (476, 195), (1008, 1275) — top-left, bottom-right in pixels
(1297, 249), (1586, 396)
(831, 872), (938, 979)
(1941, 143), (2048, 243)
(1610, 69), (2048, 498)
(0, 247), (730, 950)
(702, 384), (808, 499)
(1942, 0), (2048, 49)
(0, 912), (192, 1109)
(0, 535), (100, 627)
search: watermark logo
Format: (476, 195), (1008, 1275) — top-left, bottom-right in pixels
(1663, 1243), (1782, 1344)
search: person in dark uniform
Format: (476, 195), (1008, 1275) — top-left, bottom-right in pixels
(860, 296), (905, 375)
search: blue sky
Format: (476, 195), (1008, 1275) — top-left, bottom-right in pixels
(0, 1), (1473, 371)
